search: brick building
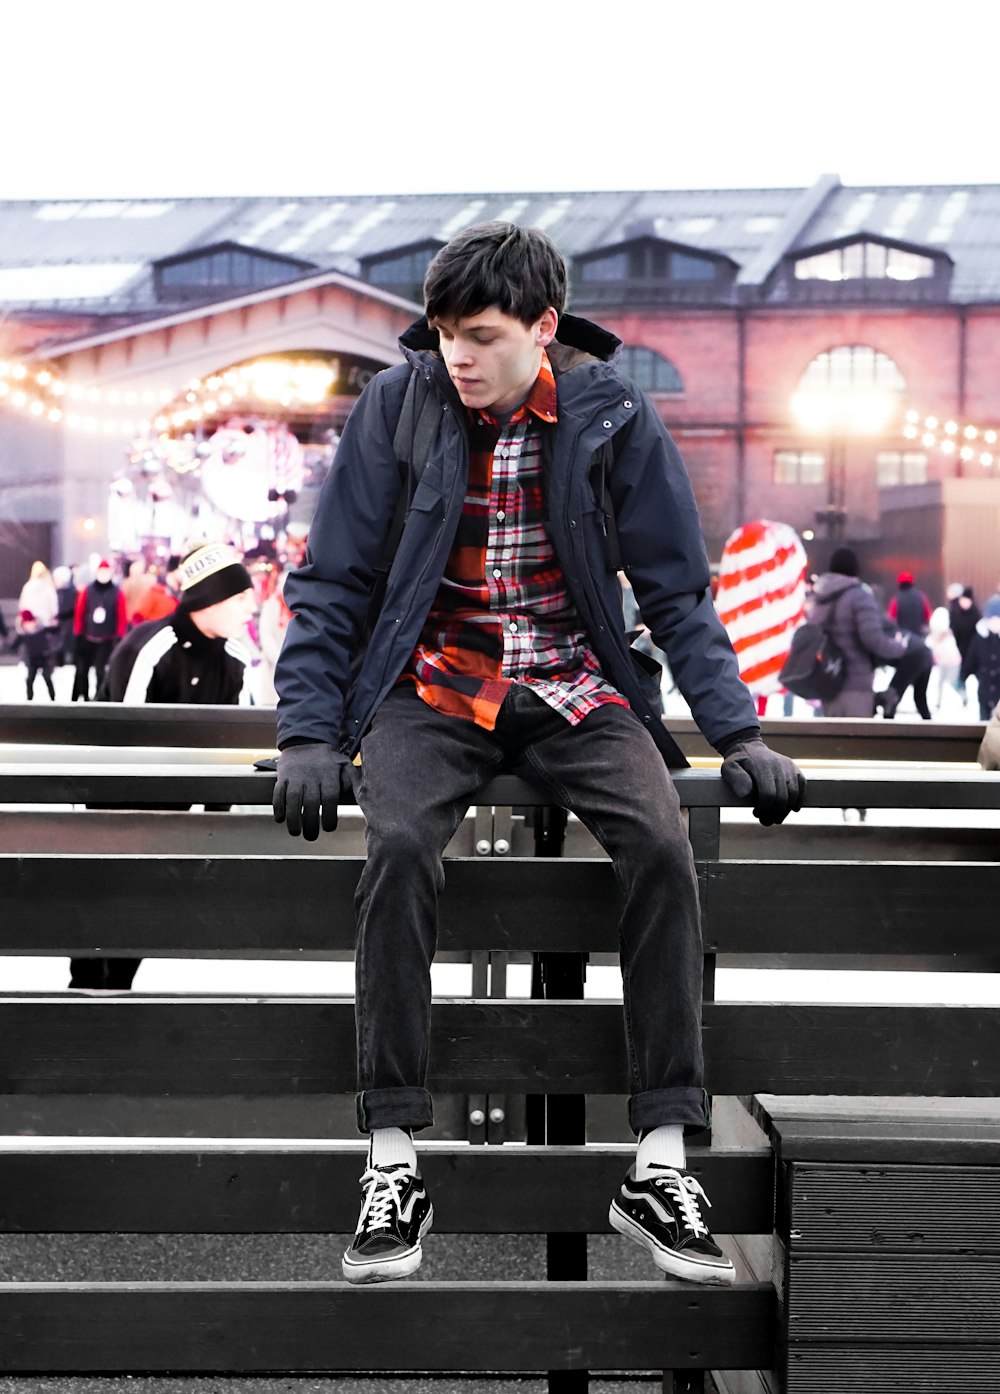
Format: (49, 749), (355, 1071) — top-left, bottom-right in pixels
(1, 175), (999, 602)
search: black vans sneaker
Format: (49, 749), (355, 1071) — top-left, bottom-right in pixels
(609, 1164), (736, 1285)
(342, 1163), (433, 1285)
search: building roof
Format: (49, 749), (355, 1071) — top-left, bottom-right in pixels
(2, 178), (999, 329)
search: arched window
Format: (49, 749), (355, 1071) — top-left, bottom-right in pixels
(617, 344), (684, 394)
(791, 345), (906, 434)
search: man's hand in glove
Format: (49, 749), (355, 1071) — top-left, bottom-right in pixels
(272, 743), (353, 840)
(719, 734), (806, 826)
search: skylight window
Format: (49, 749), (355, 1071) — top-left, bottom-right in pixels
(533, 198), (572, 231)
(279, 204), (347, 253)
(329, 201), (398, 253)
(78, 202), (131, 219)
(122, 202), (175, 218)
(242, 204), (300, 246)
(438, 200), (488, 239)
(675, 217), (716, 235)
(35, 203), (85, 221)
(0, 263), (142, 302)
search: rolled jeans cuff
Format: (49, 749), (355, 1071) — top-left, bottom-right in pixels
(628, 1087), (710, 1136)
(356, 1086), (434, 1135)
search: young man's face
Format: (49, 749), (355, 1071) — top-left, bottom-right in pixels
(434, 306), (558, 415)
(190, 588), (256, 640)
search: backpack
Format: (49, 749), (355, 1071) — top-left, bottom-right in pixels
(377, 367), (623, 573)
(779, 593), (849, 702)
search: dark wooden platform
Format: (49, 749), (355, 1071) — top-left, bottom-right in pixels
(0, 704), (998, 1391)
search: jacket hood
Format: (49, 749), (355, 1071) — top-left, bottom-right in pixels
(399, 311), (621, 365)
(813, 571), (862, 601)
(398, 312), (625, 418)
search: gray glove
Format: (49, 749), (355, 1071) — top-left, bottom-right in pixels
(719, 735), (806, 826)
(272, 742), (352, 841)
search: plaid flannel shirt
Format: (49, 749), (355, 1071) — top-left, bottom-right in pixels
(405, 351), (628, 730)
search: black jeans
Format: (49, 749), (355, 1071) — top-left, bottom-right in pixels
(887, 640), (933, 720)
(72, 638), (115, 701)
(353, 684), (708, 1137)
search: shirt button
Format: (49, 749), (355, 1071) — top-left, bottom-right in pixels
(496, 510), (506, 520)
(191, 676), (199, 685)
(183, 641), (192, 649)
(493, 569), (502, 578)
(501, 447), (510, 459)
(510, 622), (519, 633)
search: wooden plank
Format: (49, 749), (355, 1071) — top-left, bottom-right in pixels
(0, 1143), (774, 1235)
(754, 1094), (1000, 1165)
(785, 1254), (1000, 1342)
(787, 1161), (1000, 1251)
(0, 998), (997, 1097)
(0, 855), (618, 955)
(782, 1345), (999, 1393)
(4, 809), (999, 863)
(0, 1280), (775, 1372)
(703, 860), (1000, 956)
(1, 762), (1000, 811)
(2, 855), (997, 958)
(0, 702), (279, 749)
(0, 701), (982, 761)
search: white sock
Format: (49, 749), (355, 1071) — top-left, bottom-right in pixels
(368, 1127), (416, 1170)
(635, 1125), (686, 1178)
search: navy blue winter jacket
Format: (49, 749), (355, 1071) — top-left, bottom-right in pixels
(276, 312), (758, 765)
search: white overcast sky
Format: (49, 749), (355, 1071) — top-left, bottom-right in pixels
(3, 0), (997, 200)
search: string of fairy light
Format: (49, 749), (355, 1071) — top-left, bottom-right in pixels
(0, 356), (339, 437)
(3, 354), (1000, 471)
(903, 409), (999, 467)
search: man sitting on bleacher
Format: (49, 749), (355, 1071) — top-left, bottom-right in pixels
(272, 223), (805, 1286)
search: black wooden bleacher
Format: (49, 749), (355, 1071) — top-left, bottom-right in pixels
(0, 704), (997, 1392)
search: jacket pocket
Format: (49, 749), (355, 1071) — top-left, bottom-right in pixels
(407, 461), (446, 514)
(629, 644), (664, 705)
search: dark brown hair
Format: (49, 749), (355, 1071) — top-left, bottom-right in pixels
(424, 222), (567, 326)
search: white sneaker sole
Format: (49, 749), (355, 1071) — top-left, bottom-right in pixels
(609, 1200), (736, 1286)
(342, 1204), (434, 1285)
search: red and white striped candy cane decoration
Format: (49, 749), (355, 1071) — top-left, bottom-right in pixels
(716, 519), (808, 696)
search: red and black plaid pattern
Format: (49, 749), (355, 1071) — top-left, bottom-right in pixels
(406, 352), (627, 730)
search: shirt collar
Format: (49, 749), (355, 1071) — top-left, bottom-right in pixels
(473, 349), (558, 429)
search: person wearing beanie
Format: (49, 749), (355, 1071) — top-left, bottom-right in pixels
(961, 593), (1000, 720)
(806, 547), (908, 716)
(98, 542), (256, 703)
(888, 570), (932, 639)
(71, 559), (127, 700)
(68, 543), (256, 992)
(13, 608), (56, 701)
(876, 569), (935, 720)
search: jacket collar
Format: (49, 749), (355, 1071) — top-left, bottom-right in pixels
(398, 312), (623, 416)
(399, 311), (621, 364)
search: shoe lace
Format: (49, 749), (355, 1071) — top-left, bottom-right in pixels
(356, 1166), (405, 1235)
(654, 1170), (711, 1239)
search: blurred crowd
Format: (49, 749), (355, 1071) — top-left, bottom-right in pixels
(3, 540), (301, 706)
(3, 532), (999, 725)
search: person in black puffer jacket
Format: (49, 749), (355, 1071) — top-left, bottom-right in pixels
(69, 543), (256, 992)
(961, 593), (1000, 721)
